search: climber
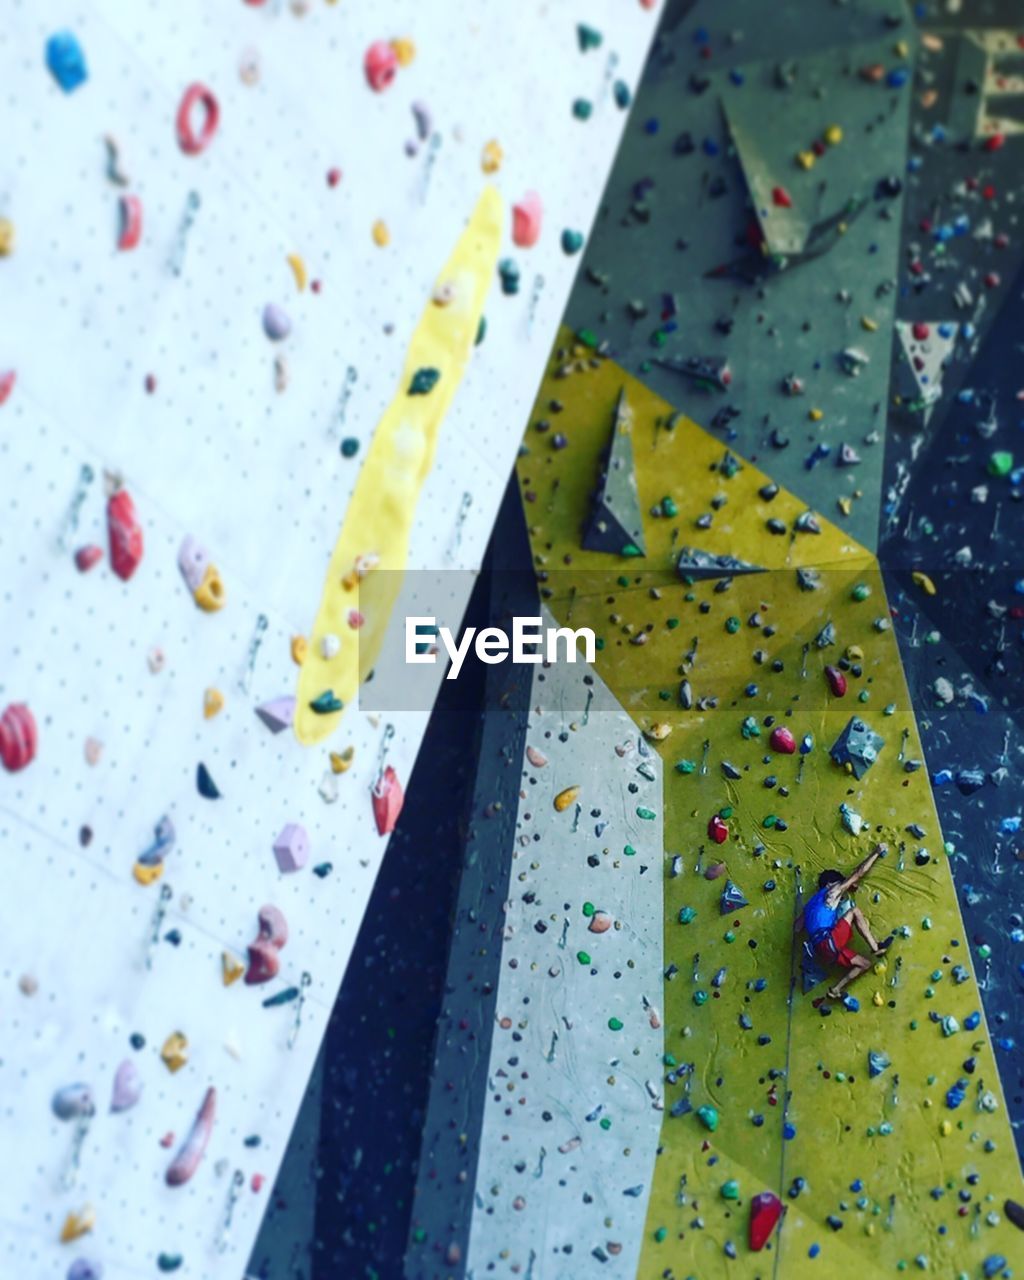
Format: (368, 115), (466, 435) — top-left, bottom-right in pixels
(795, 843), (894, 1000)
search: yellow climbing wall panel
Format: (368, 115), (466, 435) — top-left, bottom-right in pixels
(516, 329), (1023, 1279)
(294, 185), (503, 745)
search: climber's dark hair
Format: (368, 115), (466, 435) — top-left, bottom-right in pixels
(818, 869), (845, 890)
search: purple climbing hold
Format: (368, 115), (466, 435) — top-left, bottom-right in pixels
(255, 696), (295, 733)
(273, 822), (310, 873)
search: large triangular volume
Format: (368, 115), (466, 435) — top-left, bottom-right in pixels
(581, 387), (647, 556)
(892, 320), (958, 423)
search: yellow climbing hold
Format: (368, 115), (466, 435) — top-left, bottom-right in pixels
(824, 123), (843, 145)
(861, 316), (879, 332)
(132, 860), (163, 886)
(796, 150), (816, 170)
(0, 217), (14, 256)
(203, 687), (224, 719)
(372, 219), (390, 247)
(291, 635), (308, 665)
(809, 407), (824, 421)
(554, 785), (580, 813)
(390, 37), (416, 66)
(161, 1031), (189, 1073)
(912, 571), (937, 595)
(287, 253), (307, 292)
(60, 1205), (95, 1243)
(330, 746), (355, 774)
(294, 185), (503, 745)
(482, 140), (504, 174)
(194, 566), (225, 612)
(221, 951), (245, 986)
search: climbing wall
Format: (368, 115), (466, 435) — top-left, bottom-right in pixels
(406, 610), (665, 1280)
(0, 4), (659, 1277)
(509, 331), (1023, 1278)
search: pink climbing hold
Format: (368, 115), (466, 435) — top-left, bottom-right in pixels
(824, 665), (847, 697)
(372, 764), (404, 835)
(245, 904), (289, 985)
(769, 725), (796, 754)
(0, 369), (15, 405)
(0, 702), (38, 773)
(364, 41), (398, 92)
(748, 1190), (783, 1251)
(512, 191), (543, 248)
(707, 815), (728, 845)
(74, 545), (103, 573)
(107, 488), (144, 581)
(165, 1087), (216, 1186)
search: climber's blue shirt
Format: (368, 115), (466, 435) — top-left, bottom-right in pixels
(804, 887), (840, 939)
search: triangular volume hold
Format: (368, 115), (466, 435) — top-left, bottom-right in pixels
(581, 387), (647, 556)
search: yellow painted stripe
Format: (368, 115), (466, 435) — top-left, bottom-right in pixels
(294, 186), (503, 745)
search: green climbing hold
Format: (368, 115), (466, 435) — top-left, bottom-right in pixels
(741, 715), (761, 739)
(988, 450), (1013, 477)
(763, 814), (778, 828)
(720, 1179), (740, 1200)
(636, 806), (656, 820)
(654, 1226), (668, 1243)
(576, 951), (591, 966)
(666, 617), (680, 629)
(725, 616), (740, 634)
(617, 575), (630, 587)
(561, 228), (584, 255)
(723, 930), (735, 943)
(577, 23), (603, 51)
(309, 689), (343, 714)
(408, 367), (441, 395)
(157, 1258), (184, 1275)
(851, 582), (871, 601)
(720, 806), (734, 819)
(623, 843), (636, 857)
(573, 98), (594, 120)
(340, 436), (359, 458)
(678, 906), (697, 924)
(576, 326), (598, 347)
(693, 990), (708, 1006)
(621, 543), (643, 557)
(608, 1016), (623, 1031)
(599, 1116), (612, 1130)
(661, 496), (678, 518)
(697, 1104), (719, 1132)
(675, 759), (696, 774)
(582, 902), (595, 917)
(475, 315), (487, 345)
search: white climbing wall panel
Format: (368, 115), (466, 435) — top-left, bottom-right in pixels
(0, 2), (659, 1276)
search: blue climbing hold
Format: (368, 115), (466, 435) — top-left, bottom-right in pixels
(46, 31), (88, 93)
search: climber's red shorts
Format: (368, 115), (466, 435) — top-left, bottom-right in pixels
(815, 916), (856, 969)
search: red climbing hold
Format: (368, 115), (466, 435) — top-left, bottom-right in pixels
(771, 186), (792, 207)
(749, 1190), (783, 1251)
(372, 764), (404, 835)
(769, 725), (796, 754)
(824, 665), (847, 697)
(107, 488), (144, 581)
(707, 815), (728, 844)
(0, 369), (15, 405)
(911, 322), (930, 341)
(0, 702), (38, 772)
